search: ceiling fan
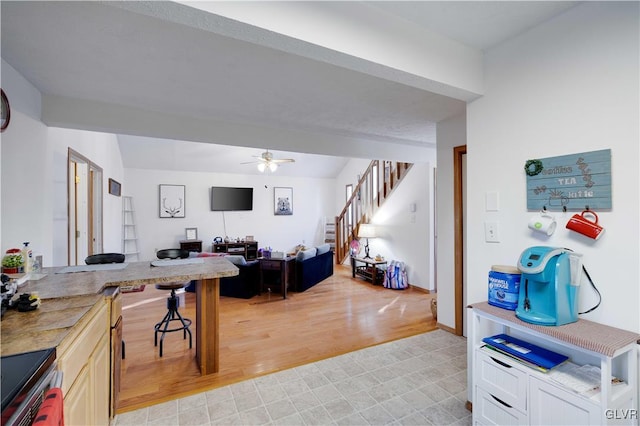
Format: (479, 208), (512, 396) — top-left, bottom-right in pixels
(242, 150), (295, 172)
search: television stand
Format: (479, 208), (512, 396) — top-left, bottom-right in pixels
(213, 241), (258, 260)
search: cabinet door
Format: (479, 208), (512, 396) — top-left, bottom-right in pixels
(530, 376), (600, 425)
(65, 364), (92, 426)
(92, 334), (110, 425)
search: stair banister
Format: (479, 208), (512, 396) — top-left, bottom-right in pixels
(334, 160), (412, 264)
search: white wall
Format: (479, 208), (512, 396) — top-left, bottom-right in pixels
(124, 168), (335, 260)
(1, 60), (126, 266)
(1, 60), (50, 263)
(48, 127), (124, 265)
(370, 162), (436, 290)
(336, 157), (437, 290)
(465, 2), (639, 332)
(436, 112), (467, 327)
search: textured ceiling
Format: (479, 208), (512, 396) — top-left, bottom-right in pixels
(1, 1), (579, 177)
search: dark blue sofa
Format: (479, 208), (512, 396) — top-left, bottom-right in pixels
(186, 258), (260, 299)
(293, 247), (334, 292)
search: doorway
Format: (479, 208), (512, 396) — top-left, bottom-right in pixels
(67, 148), (103, 265)
(454, 145), (467, 336)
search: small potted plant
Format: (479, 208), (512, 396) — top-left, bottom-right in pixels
(2, 249), (24, 274)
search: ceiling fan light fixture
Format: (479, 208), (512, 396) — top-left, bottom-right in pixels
(257, 162), (266, 172)
(268, 162), (278, 172)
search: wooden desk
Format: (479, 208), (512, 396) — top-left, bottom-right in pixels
(259, 257), (295, 299)
(351, 257), (387, 286)
(1, 258), (237, 376)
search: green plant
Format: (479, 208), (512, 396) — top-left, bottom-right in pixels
(2, 254), (24, 268)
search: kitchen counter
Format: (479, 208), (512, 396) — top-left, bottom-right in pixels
(1, 257), (238, 374)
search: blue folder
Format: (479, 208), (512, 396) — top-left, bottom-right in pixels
(482, 334), (568, 370)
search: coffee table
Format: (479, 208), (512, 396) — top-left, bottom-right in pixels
(351, 256), (387, 286)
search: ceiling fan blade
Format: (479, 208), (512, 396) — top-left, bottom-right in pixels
(271, 158), (295, 163)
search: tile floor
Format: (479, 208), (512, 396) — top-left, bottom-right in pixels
(113, 330), (470, 426)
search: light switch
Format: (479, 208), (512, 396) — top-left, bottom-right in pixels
(486, 191), (499, 211)
(485, 221), (500, 243)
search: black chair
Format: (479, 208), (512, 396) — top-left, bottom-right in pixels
(85, 253), (127, 359)
(153, 249), (192, 357)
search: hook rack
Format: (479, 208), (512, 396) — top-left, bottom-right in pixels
(585, 205), (590, 211)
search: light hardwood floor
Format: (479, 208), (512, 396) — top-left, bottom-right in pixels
(118, 264), (436, 413)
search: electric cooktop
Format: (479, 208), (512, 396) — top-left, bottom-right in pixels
(1, 348), (56, 413)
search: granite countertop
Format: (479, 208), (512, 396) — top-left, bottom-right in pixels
(1, 257), (238, 356)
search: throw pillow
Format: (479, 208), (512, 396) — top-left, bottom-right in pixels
(296, 247), (317, 261)
(225, 255), (247, 266)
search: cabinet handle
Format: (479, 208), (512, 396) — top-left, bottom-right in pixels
(490, 394), (513, 408)
(490, 356), (512, 368)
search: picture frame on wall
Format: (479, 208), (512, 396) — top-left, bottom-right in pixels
(159, 184), (185, 218)
(108, 178), (121, 197)
(185, 227), (198, 240)
(274, 187), (293, 215)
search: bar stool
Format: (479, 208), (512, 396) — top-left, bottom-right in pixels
(153, 249), (192, 357)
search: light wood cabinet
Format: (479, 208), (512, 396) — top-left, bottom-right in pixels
(58, 300), (110, 425)
(469, 302), (639, 426)
(64, 365), (91, 426)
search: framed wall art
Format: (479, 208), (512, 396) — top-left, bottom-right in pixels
(185, 227), (198, 240)
(159, 184), (185, 218)
(108, 178), (121, 196)
(274, 187), (293, 215)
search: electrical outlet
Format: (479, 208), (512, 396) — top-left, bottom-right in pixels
(485, 221), (500, 243)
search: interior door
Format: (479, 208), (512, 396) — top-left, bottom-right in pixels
(68, 149), (103, 265)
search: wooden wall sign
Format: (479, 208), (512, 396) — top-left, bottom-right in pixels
(525, 149), (611, 211)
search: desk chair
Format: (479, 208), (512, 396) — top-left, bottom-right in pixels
(153, 249), (192, 357)
(85, 253), (127, 359)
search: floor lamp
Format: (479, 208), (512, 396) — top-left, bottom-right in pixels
(357, 224), (377, 259)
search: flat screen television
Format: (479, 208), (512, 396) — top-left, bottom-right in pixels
(210, 186), (253, 211)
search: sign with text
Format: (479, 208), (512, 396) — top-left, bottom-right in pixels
(526, 149), (611, 211)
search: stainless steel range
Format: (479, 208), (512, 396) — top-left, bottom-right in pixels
(1, 348), (59, 426)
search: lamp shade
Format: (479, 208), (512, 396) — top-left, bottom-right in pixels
(358, 224), (377, 238)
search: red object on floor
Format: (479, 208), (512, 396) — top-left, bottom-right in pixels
(33, 388), (64, 426)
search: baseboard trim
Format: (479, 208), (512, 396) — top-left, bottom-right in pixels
(408, 284), (434, 294)
(436, 322), (457, 334)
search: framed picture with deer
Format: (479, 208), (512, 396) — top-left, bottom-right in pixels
(159, 184), (186, 218)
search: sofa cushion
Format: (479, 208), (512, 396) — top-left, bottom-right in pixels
(226, 255), (247, 266)
(296, 247), (317, 261)
(316, 243), (331, 255)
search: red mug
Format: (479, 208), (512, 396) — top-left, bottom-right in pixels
(566, 210), (604, 240)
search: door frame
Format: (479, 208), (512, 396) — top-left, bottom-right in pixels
(67, 148), (104, 265)
(453, 145), (466, 336)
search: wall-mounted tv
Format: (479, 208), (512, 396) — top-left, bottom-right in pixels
(210, 186), (253, 211)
